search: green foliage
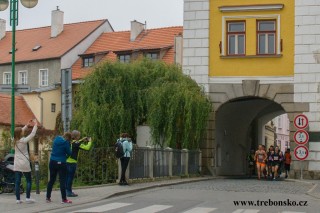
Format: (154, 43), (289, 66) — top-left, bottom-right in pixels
(0, 130), (11, 151)
(72, 59), (211, 149)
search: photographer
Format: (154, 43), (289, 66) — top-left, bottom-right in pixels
(66, 130), (93, 197)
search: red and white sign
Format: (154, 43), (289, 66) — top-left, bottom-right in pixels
(294, 130), (309, 145)
(294, 145), (309, 161)
(294, 114), (309, 129)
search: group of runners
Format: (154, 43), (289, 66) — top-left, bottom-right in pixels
(247, 144), (292, 180)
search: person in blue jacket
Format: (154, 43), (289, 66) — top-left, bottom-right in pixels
(46, 132), (72, 204)
(119, 133), (133, 185)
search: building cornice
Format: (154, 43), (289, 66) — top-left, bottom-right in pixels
(219, 4), (284, 12)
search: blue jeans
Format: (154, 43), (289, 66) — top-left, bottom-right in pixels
(15, 171), (31, 200)
(46, 160), (67, 200)
(66, 163), (77, 195)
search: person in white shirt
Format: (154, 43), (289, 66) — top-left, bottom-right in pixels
(14, 119), (38, 204)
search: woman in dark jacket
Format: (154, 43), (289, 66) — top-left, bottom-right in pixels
(46, 132), (72, 204)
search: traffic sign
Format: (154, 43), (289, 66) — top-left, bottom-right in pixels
(294, 129), (309, 145)
(294, 145), (309, 161)
(294, 114), (308, 129)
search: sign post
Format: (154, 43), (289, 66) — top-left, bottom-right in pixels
(293, 114), (309, 180)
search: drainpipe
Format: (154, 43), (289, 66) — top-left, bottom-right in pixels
(37, 93), (43, 126)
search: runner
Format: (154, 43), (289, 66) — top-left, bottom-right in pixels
(271, 146), (283, 180)
(254, 145), (267, 180)
(284, 148), (292, 178)
(266, 145), (274, 179)
(247, 149), (255, 178)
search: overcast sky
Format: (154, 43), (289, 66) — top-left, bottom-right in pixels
(0, 0), (183, 31)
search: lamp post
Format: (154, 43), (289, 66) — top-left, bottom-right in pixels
(0, 0), (38, 152)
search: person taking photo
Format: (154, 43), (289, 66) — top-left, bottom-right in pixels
(14, 119), (38, 204)
(66, 130), (93, 197)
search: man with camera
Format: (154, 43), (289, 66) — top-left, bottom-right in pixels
(66, 130), (93, 197)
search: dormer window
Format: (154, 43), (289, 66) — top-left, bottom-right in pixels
(119, 54), (131, 63)
(146, 52), (159, 61)
(83, 56), (94, 67)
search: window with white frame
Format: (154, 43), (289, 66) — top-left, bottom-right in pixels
(3, 72), (11, 85)
(39, 69), (48, 87)
(18, 71), (28, 85)
(83, 56), (94, 67)
(257, 20), (276, 55)
(227, 21), (245, 55)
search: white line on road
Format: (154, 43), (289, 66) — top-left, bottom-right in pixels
(282, 211), (306, 213)
(181, 207), (217, 213)
(72, 202), (133, 212)
(232, 209), (260, 213)
(126, 204), (172, 213)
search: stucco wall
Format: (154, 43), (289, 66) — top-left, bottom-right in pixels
(0, 59), (61, 92)
(23, 88), (61, 130)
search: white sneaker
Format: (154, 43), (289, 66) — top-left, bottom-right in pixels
(16, 200), (23, 204)
(25, 198), (35, 203)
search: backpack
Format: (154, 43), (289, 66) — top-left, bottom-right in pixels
(114, 139), (124, 158)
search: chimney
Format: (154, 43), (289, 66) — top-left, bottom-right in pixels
(0, 19), (6, 40)
(51, 6), (64, 38)
(130, 20), (145, 41)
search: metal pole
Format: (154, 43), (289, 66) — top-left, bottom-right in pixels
(10, 0), (18, 153)
(34, 161), (40, 194)
(300, 161), (303, 180)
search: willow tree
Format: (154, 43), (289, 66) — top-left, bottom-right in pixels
(71, 59), (211, 149)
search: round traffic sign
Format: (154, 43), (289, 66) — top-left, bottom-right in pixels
(294, 145), (309, 161)
(294, 130), (309, 145)
(294, 114), (308, 129)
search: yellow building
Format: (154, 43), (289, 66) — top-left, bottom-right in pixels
(183, 0), (320, 178)
(210, 0), (294, 77)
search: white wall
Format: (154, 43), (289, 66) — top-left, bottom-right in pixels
(294, 0), (320, 170)
(183, 0), (210, 92)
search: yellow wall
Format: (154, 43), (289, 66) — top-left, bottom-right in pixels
(210, 0), (294, 76)
(23, 88), (61, 130)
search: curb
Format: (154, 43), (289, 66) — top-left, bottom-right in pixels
(284, 178), (320, 200)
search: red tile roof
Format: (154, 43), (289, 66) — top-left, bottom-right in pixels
(0, 20), (108, 64)
(0, 94), (36, 127)
(72, 26), (183, 80)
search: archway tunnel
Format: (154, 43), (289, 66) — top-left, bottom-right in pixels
(215, 97), (286, 176)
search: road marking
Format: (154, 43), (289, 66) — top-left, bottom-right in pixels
(232, 210), (260, 213)
(282, 212), (306, 213)
(182, 207), (217, 213)
(72, 202), (132, 212)
(126, 204), (172, 213)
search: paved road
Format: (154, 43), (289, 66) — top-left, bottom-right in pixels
(46, 179), (320, 213)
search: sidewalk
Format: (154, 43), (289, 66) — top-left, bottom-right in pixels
(1, 176), (212, 213)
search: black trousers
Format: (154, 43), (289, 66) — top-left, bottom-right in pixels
(120, 157), (130, 182)
(46, 160), (67, 200)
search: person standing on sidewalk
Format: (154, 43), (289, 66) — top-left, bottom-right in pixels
(46, 133), (72, 204)
(66, 130), (93, 197)
(284, 148), (292, 178)
(119, 133), (133, 185)
(14, 119), (38, 204)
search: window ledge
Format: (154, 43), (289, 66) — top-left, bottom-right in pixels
(220, 54), (282, 59)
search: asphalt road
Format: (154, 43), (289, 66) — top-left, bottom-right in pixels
(47, 179), (320, 213)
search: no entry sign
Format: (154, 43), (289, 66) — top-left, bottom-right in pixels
(294, 129), (309, 145)
(294, 145), (309, 161)
(294, 114), (309, 129)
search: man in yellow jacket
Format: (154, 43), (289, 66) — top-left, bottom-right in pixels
(66, 130), (93, 197)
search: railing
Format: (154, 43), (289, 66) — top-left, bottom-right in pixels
(2, 147), (201, 187)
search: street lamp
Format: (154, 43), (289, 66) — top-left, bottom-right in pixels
(0, 0), (38, 152)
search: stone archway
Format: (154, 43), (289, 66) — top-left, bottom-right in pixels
(201, 80), (309, 176)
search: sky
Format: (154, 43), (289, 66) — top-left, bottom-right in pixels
(0, 0), (183, 31)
